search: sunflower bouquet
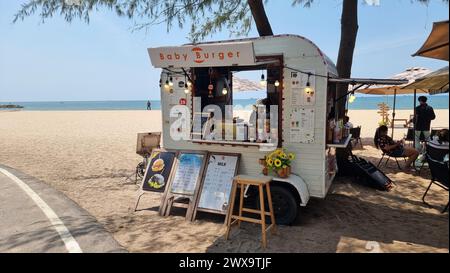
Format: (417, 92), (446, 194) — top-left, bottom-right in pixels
(262, 148), (296, 178)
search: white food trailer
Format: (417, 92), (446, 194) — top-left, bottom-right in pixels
(147, 34), (396, 224)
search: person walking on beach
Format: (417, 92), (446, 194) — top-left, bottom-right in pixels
(410, 96), (436, 151)
(147, 100), (152, 110)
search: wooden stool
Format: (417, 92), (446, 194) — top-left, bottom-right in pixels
(225, 175), (277, 249)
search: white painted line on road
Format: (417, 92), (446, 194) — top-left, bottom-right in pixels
(0, 168), (83, 253)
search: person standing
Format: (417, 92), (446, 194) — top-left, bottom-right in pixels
(147, 100), (152, 110)
(411, 96), (436, 150)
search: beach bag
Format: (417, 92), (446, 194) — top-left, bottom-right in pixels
(351, 156), (393, 191)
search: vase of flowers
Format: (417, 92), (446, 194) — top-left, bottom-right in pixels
(262, 148), (296, 178)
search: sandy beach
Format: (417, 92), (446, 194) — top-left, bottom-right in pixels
(0, 109), (448, 253)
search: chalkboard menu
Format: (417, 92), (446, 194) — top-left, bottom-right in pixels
(197, 153), (240, 213)
(170, 152), (206, 196)
(141, 149), (176, 192)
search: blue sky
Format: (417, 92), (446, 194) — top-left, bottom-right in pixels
(0, 0), (448, 102)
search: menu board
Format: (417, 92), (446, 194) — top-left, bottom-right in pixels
(197, 154), (240, 213)
(170, 152), (206, 196)
(290, 107), (315, 143)
(142, 150), (176, 193)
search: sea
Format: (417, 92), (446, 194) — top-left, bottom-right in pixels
(1, 94), (448, 111)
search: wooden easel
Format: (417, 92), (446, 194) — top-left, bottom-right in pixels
(191, 153), (241, 224)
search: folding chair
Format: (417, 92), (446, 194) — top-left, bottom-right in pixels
(405, 128), (415, 147)
(377, 151), (407, 170)
(417, 142), (448, 174)
(423, 146), (449, 213)
(350, 127), (363, 149)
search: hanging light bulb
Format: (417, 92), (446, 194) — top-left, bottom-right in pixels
(184, 83), (190, 94)
(304, 82), (312, 94)
(169, 76), (174, 87)
(274, 80), (280, 87)
(164, 79), (170, 91)
(260, 72), (266, 86)
(187, 80), (193, 87)
(349, 94), (356, 103)
(222, 87), (228, 95)
(304, 73), (313, 94)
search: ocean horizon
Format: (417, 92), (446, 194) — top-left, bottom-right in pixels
(1, 94), (448, 111)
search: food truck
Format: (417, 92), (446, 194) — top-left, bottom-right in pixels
(146, 35), (373, 224)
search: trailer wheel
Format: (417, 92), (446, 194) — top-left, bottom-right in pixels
(256, 185), (298, 225)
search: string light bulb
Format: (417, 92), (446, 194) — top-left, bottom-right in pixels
(304, 73), (313, 94)
(304, 83), (312, 94)
(260, 72), (266, 86)
(184, 83), (190, 94)
(349, 94), (356, 103)
(222, 87), (228, 95)
(169, 76), (174, 87)
(274, 80), (280, 87)
(164, 79), (170, 91)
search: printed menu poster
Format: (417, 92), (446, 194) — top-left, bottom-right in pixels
(170, 153), (205, 195)
(198, 154), (239, 212)
(142, 150), (176, 193)
(290, 107), (315, 143)
(291, 88), (303, 106)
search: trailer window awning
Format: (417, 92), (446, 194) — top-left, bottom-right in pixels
(328, 78), (408, 86)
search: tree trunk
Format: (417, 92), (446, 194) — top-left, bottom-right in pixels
(336, 0), (358, 119)
(247, 0), (273, 36)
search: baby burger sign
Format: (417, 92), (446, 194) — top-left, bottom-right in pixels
(148, 42), (256, 68)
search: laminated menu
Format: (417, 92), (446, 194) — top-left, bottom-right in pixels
(170, 153), (205, 195)
(197, 154), (240, 213)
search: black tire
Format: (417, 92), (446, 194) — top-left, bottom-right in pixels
(136, 162), (146, 178)
(256, 185), (299, 225)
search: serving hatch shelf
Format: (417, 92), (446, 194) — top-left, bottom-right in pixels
(190, 139), (277, 149)
(326, 134), (352, 149)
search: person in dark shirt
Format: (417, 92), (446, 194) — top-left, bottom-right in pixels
(410, 96), (436, 150)
(147, 100), (152, 110)
(374, 125), (419, 170)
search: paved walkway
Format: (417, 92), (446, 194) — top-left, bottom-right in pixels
(0, 165), (126, 253)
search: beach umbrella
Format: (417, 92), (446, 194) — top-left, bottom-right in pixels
(356, 67), (432, 95)
(402, 66), (449, 148)
(413, 20), (449, 61)
(355, 67), (432, 137)
(403, 66), (449, 95)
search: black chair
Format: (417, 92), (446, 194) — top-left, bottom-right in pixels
(350, 127), (363, 149)
(422, 144), (449, 213)
(405, 128), (415, 146)
(377, 150), (407, 170)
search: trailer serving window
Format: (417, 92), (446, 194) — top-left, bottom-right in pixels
(189, 56), (283, 148)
